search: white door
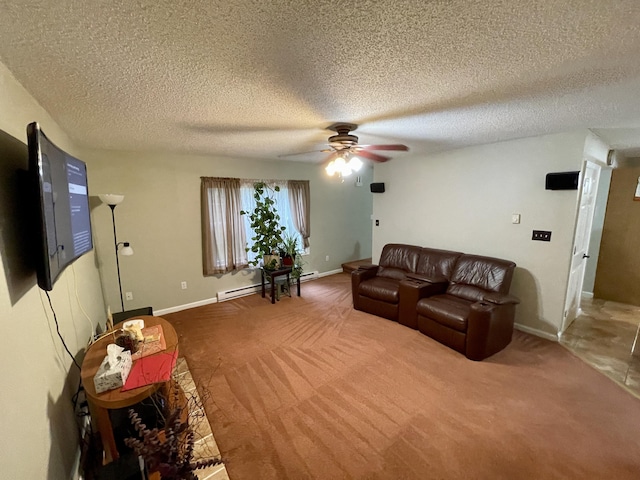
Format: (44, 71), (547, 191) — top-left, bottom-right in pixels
(562, 161), (601, 332)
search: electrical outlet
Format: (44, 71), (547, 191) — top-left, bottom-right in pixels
(125, 291), (133, 300)
(375, 219), (380, 226)
(181, 281), (187, 289)
(532, 230), (552, 242)
(325, 255), (329, 262)
(512, 214), (521, 224)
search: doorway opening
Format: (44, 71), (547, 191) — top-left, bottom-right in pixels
(561, 155), (640, 397)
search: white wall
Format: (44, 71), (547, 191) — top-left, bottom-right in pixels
(0, 63), (105, 478)
(372, 132), (588, 337)
(81, 150), (373, 313)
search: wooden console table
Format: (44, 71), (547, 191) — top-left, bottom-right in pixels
(80, 315), (178, 463)
(261, 267), (301, 303)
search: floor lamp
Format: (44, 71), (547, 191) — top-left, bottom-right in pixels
(98, 194), (134, 312)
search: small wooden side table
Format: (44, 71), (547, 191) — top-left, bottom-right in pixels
(261, 267), (301, 303)
(80, 315), (178, 463)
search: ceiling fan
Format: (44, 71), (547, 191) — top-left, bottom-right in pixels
(323, 122), (409, 161)
(281, 122), (409, 177)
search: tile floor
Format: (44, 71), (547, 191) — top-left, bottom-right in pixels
(174, 357), (230, 480)
(559, 296), (640, 399)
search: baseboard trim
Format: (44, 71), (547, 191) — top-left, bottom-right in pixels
(155, 269), (342, 315)
(514, 323), (559, 342)
(319, 268), (344, 277)
(155, 296), (218, 316)
(582, 291), (594, 299)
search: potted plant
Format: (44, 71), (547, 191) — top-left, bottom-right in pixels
(292, 252), (304, 281)
(280, 233), (298, 266)
(240, 182), (287, 269)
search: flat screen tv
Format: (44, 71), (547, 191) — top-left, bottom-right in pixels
(27, 122), (93, 291)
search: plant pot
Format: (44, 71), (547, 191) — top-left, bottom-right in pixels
(263, 255), (280, 270)
(282, 255), (294, 266)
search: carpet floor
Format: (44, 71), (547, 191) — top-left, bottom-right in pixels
(165, 273), (640, 479)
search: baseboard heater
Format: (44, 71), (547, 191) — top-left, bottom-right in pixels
(217, 270), (319, 302)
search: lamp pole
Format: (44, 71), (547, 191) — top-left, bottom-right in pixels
(108, 204), (125, 312)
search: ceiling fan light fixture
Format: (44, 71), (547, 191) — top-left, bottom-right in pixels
(325, 162), (336, 176)
(348, 156), (362, 172)
(326, 155), (356, 177)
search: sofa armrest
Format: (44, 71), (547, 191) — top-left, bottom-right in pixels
(403, 278), (449, 297)
(405, 273), (448, 284)
(482, 292), (520, 305)
(352, 265), (379, 281)
(466, 300), (517, 361)
(398, 278), (449, 329)
(351, 265), (379, 309)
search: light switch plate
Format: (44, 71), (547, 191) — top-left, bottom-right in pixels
(512, 214), (521, 224)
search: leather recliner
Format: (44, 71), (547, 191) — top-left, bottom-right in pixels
(351, 244), (422, 321)
(351, 244), (520, 360)
(416, 254), (519, 361)
(351, 244), (463, 322)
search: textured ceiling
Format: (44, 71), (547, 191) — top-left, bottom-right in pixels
(1, 0), (640, 162)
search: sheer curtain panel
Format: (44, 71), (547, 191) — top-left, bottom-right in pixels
(287, 180), (311, 249)
(201, 177), (248, 274)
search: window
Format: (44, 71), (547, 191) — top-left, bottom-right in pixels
(239, 182), (307, 265)
(201, 178), (310, 274)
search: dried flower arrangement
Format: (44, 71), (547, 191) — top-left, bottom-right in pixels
(124, 380), (222, 479)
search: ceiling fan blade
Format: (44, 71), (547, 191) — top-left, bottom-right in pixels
(354, 144), (409, 151)
(354, 150), (391, 163)
(278, 148), (333, 158)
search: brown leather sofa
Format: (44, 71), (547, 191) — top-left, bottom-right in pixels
(351, 243), (519, 360)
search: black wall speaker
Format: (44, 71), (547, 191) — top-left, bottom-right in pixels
(545, 171), (579, 190)
(370, 182), (385, 193)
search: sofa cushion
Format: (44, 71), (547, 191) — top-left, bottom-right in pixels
(378, 244), (421, 279)
(447, 254), (516, 301)
(446, 284), (487, 303)
(359, 277), (401, 303)
(377, 266), (407, 280)
(416, 248), (463, 279)
(416, 294), (472, 332)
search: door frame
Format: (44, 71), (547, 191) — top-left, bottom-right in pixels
(558, 149), (615, 337)
(561, 160), (601, 333)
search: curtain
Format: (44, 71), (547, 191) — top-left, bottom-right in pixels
(287, 180), (310, 249)
(201, 177), (248, 275)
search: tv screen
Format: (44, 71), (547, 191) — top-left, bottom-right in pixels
(27, 122), (93, 291)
